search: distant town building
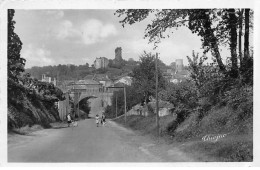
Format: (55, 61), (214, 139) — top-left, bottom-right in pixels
(162, 59), (189, 84)
(94, 57), (109, 69)
(114, 76), (132, 86)
(93, 74), (114, 88)
(41, 74), (57, 86)
(175, 59), (184, 73)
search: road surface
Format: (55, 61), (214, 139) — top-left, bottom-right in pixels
(8, 118), (196, 162)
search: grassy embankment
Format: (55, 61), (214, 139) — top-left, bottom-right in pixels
(113, 105), (253, 162)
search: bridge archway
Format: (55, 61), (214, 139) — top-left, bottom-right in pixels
(68, 82), (114, 118)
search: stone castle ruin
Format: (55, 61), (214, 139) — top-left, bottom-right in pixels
(170, 59), (184, 73)
(115, 47), (122, 62)
(94, 47), (123, 69)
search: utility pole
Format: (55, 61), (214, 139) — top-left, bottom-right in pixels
(77, 91), (80, 119)
(124, 85), (127, 124)
(107, 86), (126, 120)
(155, 53), (160, 138)
(115, 92), (118, 118)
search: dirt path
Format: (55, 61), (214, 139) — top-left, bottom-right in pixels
(8, 119), (197, 162)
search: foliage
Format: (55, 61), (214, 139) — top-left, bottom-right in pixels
(105, 52), (168, 119)
(116, 9), (254, 75)
(240, 55), (253, 85)
(95, 68), (107, 74)
(115, 9), (226, 72)
(187, 51), (226, 103)
(8, 10), (66, 129)
(108, 59), (127, 69)
(114, 9), (253, 161)
(8, 9), (26, 83)
(104, 105), (115, 119)
(130, 51), (166, 104)
(18, 73), (65, 102)
(223, 85), (253, 119)
(159, 80), (198, 127)
(105, 85), (143, 118)
(160, 80), (198, 111)
(26, 62), (136, 83)
(78, 98), (91, 118)
(186, 51), (253, 121)
(26, 64), (93, 81)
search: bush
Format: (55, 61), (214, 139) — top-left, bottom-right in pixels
(160, 80), (198, 113)
(223, 85), (253, 119)
(104, 105), (115, 118)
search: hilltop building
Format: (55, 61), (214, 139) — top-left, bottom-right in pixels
(41, 74), (57, 86)
(163, 59), (189, 84)
(175, 59), (184, 73)
(94, 57), (109, 69)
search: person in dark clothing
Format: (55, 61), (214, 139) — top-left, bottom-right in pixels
(101, 113), (106, 126)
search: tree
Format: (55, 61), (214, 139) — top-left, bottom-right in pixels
(130, 51), (166, 104)
(105, 85), (144, 118)
(8, 9), (26, 83)
(79, 98), (91, 118)
(239, 8), (253, 85)
(244, 9), (250, 61)
(226, 9), (238, 77)
(115, 9), (226, 73)
(238, 9), (244, 65)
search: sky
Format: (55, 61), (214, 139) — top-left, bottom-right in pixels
(14, 9), (230, 69)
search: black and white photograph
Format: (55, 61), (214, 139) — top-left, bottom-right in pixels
(0, 0), (259, 167)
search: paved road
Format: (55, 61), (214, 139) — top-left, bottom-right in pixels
(8, 118), (195, 162)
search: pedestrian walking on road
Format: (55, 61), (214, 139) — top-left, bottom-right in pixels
(101, 113), (106, 126)
(67, 113), (72, 127)
(95, 114), (100, 127)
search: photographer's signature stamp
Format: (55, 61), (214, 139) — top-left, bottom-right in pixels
(202, 134), (227, 143)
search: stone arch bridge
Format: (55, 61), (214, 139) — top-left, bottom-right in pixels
(58, 81), (120, 120)
(68, 83), (114, 118)
(69, 83), (113, 106)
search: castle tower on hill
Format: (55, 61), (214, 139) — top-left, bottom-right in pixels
(115, 47), (122, 61)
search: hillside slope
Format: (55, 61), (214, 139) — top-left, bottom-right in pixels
(8, 84), (61, 130)
(113, 104), (253, 162)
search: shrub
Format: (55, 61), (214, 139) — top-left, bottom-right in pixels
(160, 80), (198, 113)
(104, 105), (115, 118)
(223, 85), (253, 119)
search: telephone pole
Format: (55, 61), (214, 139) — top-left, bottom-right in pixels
(107, 86), (127, 121)
(115, 92), (118, 118)
(124, 85), (127, 124)
(77, 92), (80, 119)
(155, 53), (160, 138)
